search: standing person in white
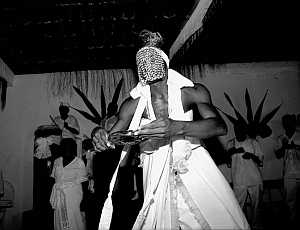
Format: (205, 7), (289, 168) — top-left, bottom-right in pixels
(220, 88), (281, 230)
(275, 114), (300, 227)
(227, 133), (264, 229)
(50, 138), (87, 230)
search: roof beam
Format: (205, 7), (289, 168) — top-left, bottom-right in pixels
(169, 0), (213, 61)
(0, 57), (14, 86)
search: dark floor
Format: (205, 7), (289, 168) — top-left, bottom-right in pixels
(250, 180), (288, 230)
(23, 199), (288, 230)
(261, 201), (287, 229)
(23, 180), (289, 230)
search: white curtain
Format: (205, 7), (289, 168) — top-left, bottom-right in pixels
(46, 69), (137, 103)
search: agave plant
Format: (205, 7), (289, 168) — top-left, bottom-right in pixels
(70, 78), (124, 127)
(218, 88), (282, 141)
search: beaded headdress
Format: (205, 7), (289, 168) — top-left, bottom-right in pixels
(136, 30), (169, 85)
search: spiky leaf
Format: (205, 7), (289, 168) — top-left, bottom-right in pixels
(217, 107), (247, 141)
(245, 88), (253, 123)
(260, 103), (282, 125)
(254, 90), (269, 124)
(111, 78), (123, 105)
(100, 85), (107, 119)
(73, 86), (102, 121)
(224, 92), (248, 126)
(69, 106), (100, 125)
(107, 78), (123, 118)
(217, 107), (238, 124)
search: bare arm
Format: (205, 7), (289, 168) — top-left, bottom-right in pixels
(176, 83), (227, 138)
(64, 123), (79, 135)
(93, 97), (139, 150)
(109, 97), (139, 134)
(62, 116), (80, 135)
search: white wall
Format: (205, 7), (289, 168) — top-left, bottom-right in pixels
(0, 61), (299, 229)
(189, 61), (300, 181)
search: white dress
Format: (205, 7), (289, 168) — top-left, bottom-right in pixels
(99, 69), (249, 230)
(50, 157), (87, 230)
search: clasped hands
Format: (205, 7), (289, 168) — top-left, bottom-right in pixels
(237, 149), (256, 160)
(229, 147), (259, 162)
(92, 118), (174, 151)
(242, 151), (263, 166)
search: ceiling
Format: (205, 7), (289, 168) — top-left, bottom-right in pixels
(0, 0), (197, 75)
(174, 0), (300, 65)
(1, 0), (299, 75)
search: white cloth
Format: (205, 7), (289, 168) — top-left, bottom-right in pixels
(228, 138), (264, 229)
(284, 177), (300, 224)
(99, 69), (249, 230)
(234, 184), (263, 229)
(34, 137), (52, 159)
(276, 131), (300, 225)
(229, 138), (264, 187)
(276, 132), (300, 178)
(50, 157), (87, 230)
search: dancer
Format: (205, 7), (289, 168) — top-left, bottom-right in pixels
(94, 30), (249, 230)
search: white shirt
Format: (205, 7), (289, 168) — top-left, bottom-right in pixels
(229, 138), (264, 187)
(277, 131), (300, 178)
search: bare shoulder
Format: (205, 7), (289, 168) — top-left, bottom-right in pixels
(182, 83), (212, 104)
(109, 96), (140, 132)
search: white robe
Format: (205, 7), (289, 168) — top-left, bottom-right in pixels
(50, 157), (87, 230)
(99, 69), (249, 230)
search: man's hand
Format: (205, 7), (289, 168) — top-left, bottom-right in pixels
(137, 118), (174, 138)
(63, 121), (79, 135)
(92, 128), (114, 151)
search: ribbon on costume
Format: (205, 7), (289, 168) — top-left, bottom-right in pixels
(50, 183), (70, 229)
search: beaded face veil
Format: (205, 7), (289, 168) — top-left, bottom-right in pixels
(136, 30), (169, 85)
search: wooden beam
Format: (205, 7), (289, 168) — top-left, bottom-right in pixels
(0, 58), (14, 86)
(169, 0), (213, 61)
